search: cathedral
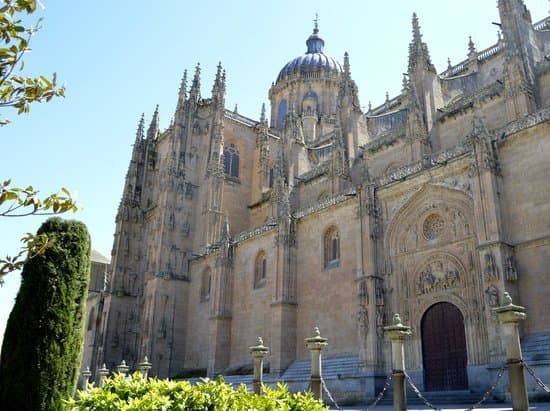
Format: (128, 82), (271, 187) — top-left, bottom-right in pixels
(84, 0), (550, 400)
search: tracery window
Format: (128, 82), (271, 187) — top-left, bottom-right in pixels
(200, 268), (211, 302)
(254, 251), (267, 289)
(223, 143), (239, 178)
(323, 226), (340, 269)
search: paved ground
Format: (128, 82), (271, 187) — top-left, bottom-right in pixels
(329, 403), (550, 411)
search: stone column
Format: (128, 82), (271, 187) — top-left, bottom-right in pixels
(384, 313), (412, 411)
(98, 363), (110, 387)
(116, 359), (129, 376)
(494, 292), (529, 411)
(138, 356), (152, 378)
(305, 327), (328, 401)
(249, 337), (269, 395)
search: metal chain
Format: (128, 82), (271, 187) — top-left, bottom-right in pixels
(321, 377), (343, 410)
(464, 364), (506, 411)
(522, 360), (550, 393)
(365, 373), (392, 411)
(403, 370), (442, 411)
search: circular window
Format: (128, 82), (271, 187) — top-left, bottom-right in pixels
(423, 214), (445, 241)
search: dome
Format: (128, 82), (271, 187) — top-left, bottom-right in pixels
(276, 25), (343, 83)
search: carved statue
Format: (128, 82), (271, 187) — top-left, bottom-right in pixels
(504, 255), (518, 281)
(483, 252), (499, 281)
(485, 285), (499, 307)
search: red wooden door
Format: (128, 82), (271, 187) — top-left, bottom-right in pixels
(421, 302), (468, 391)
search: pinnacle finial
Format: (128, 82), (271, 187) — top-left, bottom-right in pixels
(468, 36), (476, 55)
(313, 13), (319, 34)
(136, 113), (145, 141)
(260, 102), (266, 124)
(343, 51), (350, 77)
(178, 69), (188, 103)
(190, 62), (201, 100)
(392, 313), (403, 326)
(147, 105), (159, 140)
(257, 337), (264, 346)
(412, 12), (421, 42)
(447, 57), (452, 70)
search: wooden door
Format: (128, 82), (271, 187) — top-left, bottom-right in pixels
(421, 302), (468, 391)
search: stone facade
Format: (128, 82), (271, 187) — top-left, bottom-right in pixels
(85, 1), (550, 397)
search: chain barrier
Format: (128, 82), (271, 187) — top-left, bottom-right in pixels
(365, 373), (392, 411)
(464, 364), (506, 411)
(403, 370), (442, 411)
(320, 373), (391, 411)
(321, 377), (343, 411)
(403, 363), (506, 411)
(522, 360), (550, 393)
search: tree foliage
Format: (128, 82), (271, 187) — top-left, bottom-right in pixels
(66, 373), (328, 411)
(0, 0), (65, 125)
(0, 217), (91, 411)
(0, 179), (77, 280)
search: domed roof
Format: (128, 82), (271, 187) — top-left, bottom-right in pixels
(276, 24), (343, 83)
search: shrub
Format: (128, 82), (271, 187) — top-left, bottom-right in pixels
(0, 218), (91, 411)
(65, 373), (328, 411)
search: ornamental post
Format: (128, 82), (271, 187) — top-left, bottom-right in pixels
(81, 366), (92, 389)
(116, 359), (129, 376)
(494, 292), (529, 411)
(138, 356), (152, 378)
(98, 363), (110, 387)
(249, 337), (269, 394)
(305, 327), (328, 400)
(384, 313), (412, 411)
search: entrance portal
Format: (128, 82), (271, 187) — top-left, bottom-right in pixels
(421, 302), (468, 391)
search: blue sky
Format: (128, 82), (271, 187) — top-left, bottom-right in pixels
(1, 0), (547, 344)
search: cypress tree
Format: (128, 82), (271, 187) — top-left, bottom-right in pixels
(0, 218), (91, 411)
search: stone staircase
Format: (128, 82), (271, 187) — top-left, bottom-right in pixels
(280, 355), (361, 382)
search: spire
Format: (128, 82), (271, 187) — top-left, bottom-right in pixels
(147, 105), (159, 140)
(260, 103), (267, 125)
(135, 113), (145, 143)
(189, 63), (201, 102)
(176, 70), (187, 110)
(408, 13), (435, 74)
(343, 52), (351, 79)
(212, 62), (223, 94)
(305, 14), (325, 54)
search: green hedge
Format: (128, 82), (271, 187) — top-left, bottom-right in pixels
(0, 218), (91, 411)
(66, 373), (328, 411)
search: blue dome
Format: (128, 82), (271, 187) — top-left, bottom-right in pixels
(276, 27), (343, 82)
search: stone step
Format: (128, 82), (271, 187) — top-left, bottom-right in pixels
(281, 355), (360, 381)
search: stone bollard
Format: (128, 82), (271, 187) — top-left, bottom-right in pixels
(116, 360), (130, 376)
(81, 366), (92, 389)
(384, 313), (412, 411)
(494, 292), (529, 411)
(138, 356), (152, 378)
(249, 337), (269, 394)
(98, 363), (110, 387)
(305, 327), (328, 401)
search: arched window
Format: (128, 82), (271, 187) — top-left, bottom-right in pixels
(200, 268), (211, 302)
(223, 143), (239, 178)
(254, 251), (267, 289)
(323, 226), (340, 269)
(277, 99), (287, 127)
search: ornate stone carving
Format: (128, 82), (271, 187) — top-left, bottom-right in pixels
(504, 255), (518, 281)
(483, 252), (499, 281)
(485, 285), (500, 307)
(422, 213), (445, 241)
(358, 281), (368, 306)
(415, 259), (461, 295)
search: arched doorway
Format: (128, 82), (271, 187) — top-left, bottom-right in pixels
(421, 302), (468, 390)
